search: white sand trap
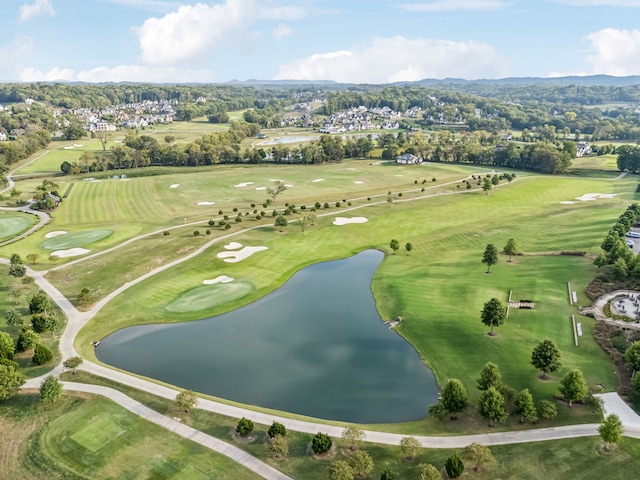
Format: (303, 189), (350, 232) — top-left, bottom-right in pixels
(51, 248), (90, 258)
(203, 275), (235, 285)
(395, 174), (404, 177)
(169, 184), (180, 189)
(255, 187), (267, 190)
(285, 184), (294, 187)
(575, 193), (618, 202)
(269, 179), (283, 182)
(354, 181), (364, 184)
(312, 179), (325, 183)
(560, 201), (576, 205)
(73, 144), (83, 147)
(114, 140), (122, 143)
(224, 242), (243, 250)
(217, 246), (268, 263)
(333, 217), (368, 225)
(90, 180), (102, 183)
(197, 201), (215, 206)
(45, 230), (68, 238)
(347, 168), (356, 171)
(63, 146), (74, 150)
(234, 182), (254, 188)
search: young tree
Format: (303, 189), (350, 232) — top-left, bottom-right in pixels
(599, 414), (623, 451)
(480, 298), (506, 336)
(463, 443), (496, 472)
(16, 327), (38, 352)
(40, 375), (62, 403)
(531, 339), (562, 379)
(0, 363), (25, 400)
(9, 263), (26, 278)
(267, 434), (289, 458)
(328, 460), (353, 480)
(29, 290), (49, 314)
(405, 242), (413, 253)
(4, 308), (23, 326)
(274, 214), (288, 232)
(26, 253), (40, 265)
(624, 341), (640, 375)
(380, 468), (396, 480)
(428, 401), (448, 421)
(416, 463), (441, 480)
(538, 399), (558, 420)
(342, 424), (364, 450)
(267, 421), (287, 438)
(387, 194), (393, 208)
(441, 379), (469, 419)
(236, 417), (254, 437)
(478, 387), (508, 427)
(477, 362), (502, 391)
(311, 432), (332, 454)
(559, 369), (588, 407)
(32, 343), (53, 365)
(390, 238), (400, 253)
(63, 356), (83, 374)
(444, 452), (464, 478)
(175, 389), (198, 413)
(503, 238), (518, 262)
(77, 287), (93, 306)
(0, 332), (15, 360)
(514, 389), (538, 424)
(10, 253), (23, 265)
(349, 450), (374, 477)
(482, 177), (492, 195)
(400, 436), (422, 461)
(482, 244), (498, 273)
(267, 180), (287, 203)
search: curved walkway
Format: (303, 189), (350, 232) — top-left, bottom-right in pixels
(581, 289), (640, 331)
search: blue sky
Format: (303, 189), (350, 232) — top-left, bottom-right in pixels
(1, 0), (640, 83)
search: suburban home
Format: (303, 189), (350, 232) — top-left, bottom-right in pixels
(45, 193), (61, 207)
(396, 153), (423, 165)
(576, 142), (592, 157)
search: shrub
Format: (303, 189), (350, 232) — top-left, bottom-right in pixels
(193, 230), (200, 236)
(421, 188), (425, 192)
(163, 231), (170, 236)
(224, 224), (231, 230)
(347, 201), (352, 206)
(233, 207), (238, 212)
(445, 452), (464, 478)
(432, 177), (436, 182)
(538, 399), (558, 419)
(268, 421), (287, 438)
(311, 432), (332, 454)
(398, 192), (403, 197)
(32, 344), (53, 365)
(336, 202), (341, 207)
(31, 314), (55, 333)
(205, 229), (211, 235)
(324, 203), (329, 209)
(218, 210), (223, 215)
(208, 219), (215, 226)
(235, 216), (242, 223)
(250, 203), (255, 208)
(236, 417), (254, 437)
(315, 202), (321, 208)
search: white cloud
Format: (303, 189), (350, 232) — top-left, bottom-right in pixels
(275, 36), (507, 83)
(273, 24), (293, 39)
(584, 28), (640, 75)
(106, 0), (181, 11)
(553, 0), (640, 6)
(19, 0), (56, 22)
(398, 0), (509, 12)
(135, 0), (306, 66)
(0, 36), (35, 73)
(20, 64), (217, 83)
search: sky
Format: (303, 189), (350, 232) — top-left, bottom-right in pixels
(1, 0), (640, 84)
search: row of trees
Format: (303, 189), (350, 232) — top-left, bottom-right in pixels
(593, 204), (640, 282)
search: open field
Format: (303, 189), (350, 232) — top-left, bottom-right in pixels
(568, 154), (620, 176)
(0, 211), (36, 242)
(75, 173), (635, 426)
(0, 393), (261, 480)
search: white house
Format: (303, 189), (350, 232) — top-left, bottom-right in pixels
(576, 142), (592, 157)
(396, 153), (423, 165)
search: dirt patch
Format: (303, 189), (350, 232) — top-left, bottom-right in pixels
(230, 429), (257, 444)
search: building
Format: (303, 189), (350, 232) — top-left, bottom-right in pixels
(576, 142), (592, 157)
(0, 131), (7, 141)
(396, 153), (423, 165)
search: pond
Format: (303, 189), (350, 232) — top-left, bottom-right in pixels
(258, 135), (317, 145)
(96, 250), (439, 423)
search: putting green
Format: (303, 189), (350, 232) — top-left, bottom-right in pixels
(70, 416), (122, 452)
(165, 281), (254, 313)
(0, 216), (33, 240)
(40, 229), (113, 250)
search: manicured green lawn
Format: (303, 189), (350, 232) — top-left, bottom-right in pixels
(0, 212), (35, 241)
(40, 229), (113, 250)
(0, 394), (262, 480)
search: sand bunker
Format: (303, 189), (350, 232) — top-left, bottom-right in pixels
(234, 182), (254, 188)
(169, 184), (180, 189)
(217, 246), (268, 263)
(224, 242), (243, 250)
(312, 179), (325, 183)
(560, 201), (576, 205)
(255, 187), (266, 190)
(333, 217), (368, 225)
(73, 144), (84, 147)
(395, 174), (404, 177)
(575, 193), (618, 201)
(63, 146), (74, 150)
(197, 201), (216, 206)
(347, 168), (356, 171)
(45, 231), (68, 239)
(90, 180), (102, 183)
(285, 184), (294, 187)
(203, 275), (235, 285)
(269, 179), (283, 182)
(51, 248), (90, 258)
(354, 181), (364, 184)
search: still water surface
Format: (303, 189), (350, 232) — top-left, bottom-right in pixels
(97, 250), (439, 423)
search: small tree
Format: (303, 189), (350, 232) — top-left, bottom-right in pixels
(8, 263), (26, 278)
(531, 339), (562, 379)
(463, 443), (496, 472)
(29, 290), (49, 314)
(482, 177), (492, 195)
(0, 332), (15, 360)
(482, 244), (498, 273)
(390, 238), (400, 254)
(77, 287), (93, 306)
(4, 309), (23, 326)
(405, 242), (413, 253)
(478, 387), (508, 427)
(538, 399), (558, 420)
(444, 452), (464, 478)
(63, 356), (83, 374)
(416, 463), (441, 480)
(175, 389), (198, 413)
(477, 362), (502, 391)
(428, 401), (448, 421)
(599, 414), (623, 451)
(441, 379), (468, 419)
(328, 460), (353, 480)
(350, 450), (374, 477)
(267, 180), (287, 203)
(480, 298), (506, 336)
(387, 194), (393, 208)
(400, 436), (422, 461)
(311, 432), (332, 454)
(236, 417), (254, 437)
(16, 327), (38, 352)
(624, 341), (640, 375)
(274, 214), (288, 232)
(0, 364), (25, 400)
(10, 253), (23, 265)
(268, 434), (289, 458)
(267, 421), (287, 438)
(514, 389), (538, 424)
(32, 343), (53, 365)
(26, 253), (40, 265)
(380, 468), (396, 480)
(503, 238), (518, 262)
(342, 424), (364, 450)
(559, 369), (588, 407)
(40, 375), (62, 403)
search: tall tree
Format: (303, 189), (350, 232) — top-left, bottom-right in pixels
(514, 389), (538, 424)
(531, 339), (562, 379)
(503, 238), (518, 262)
(480, 298), (506, 336)
(40, 375), (62, 403)
(478, 386), (508, 427)
(599, 414), (623, 452)
(482, 243), (498, 273)
(441, 379), (469, 419)
(559, 369), (588, 407)
(274, 214), (288, 232)
(477, 362), (502, 391)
